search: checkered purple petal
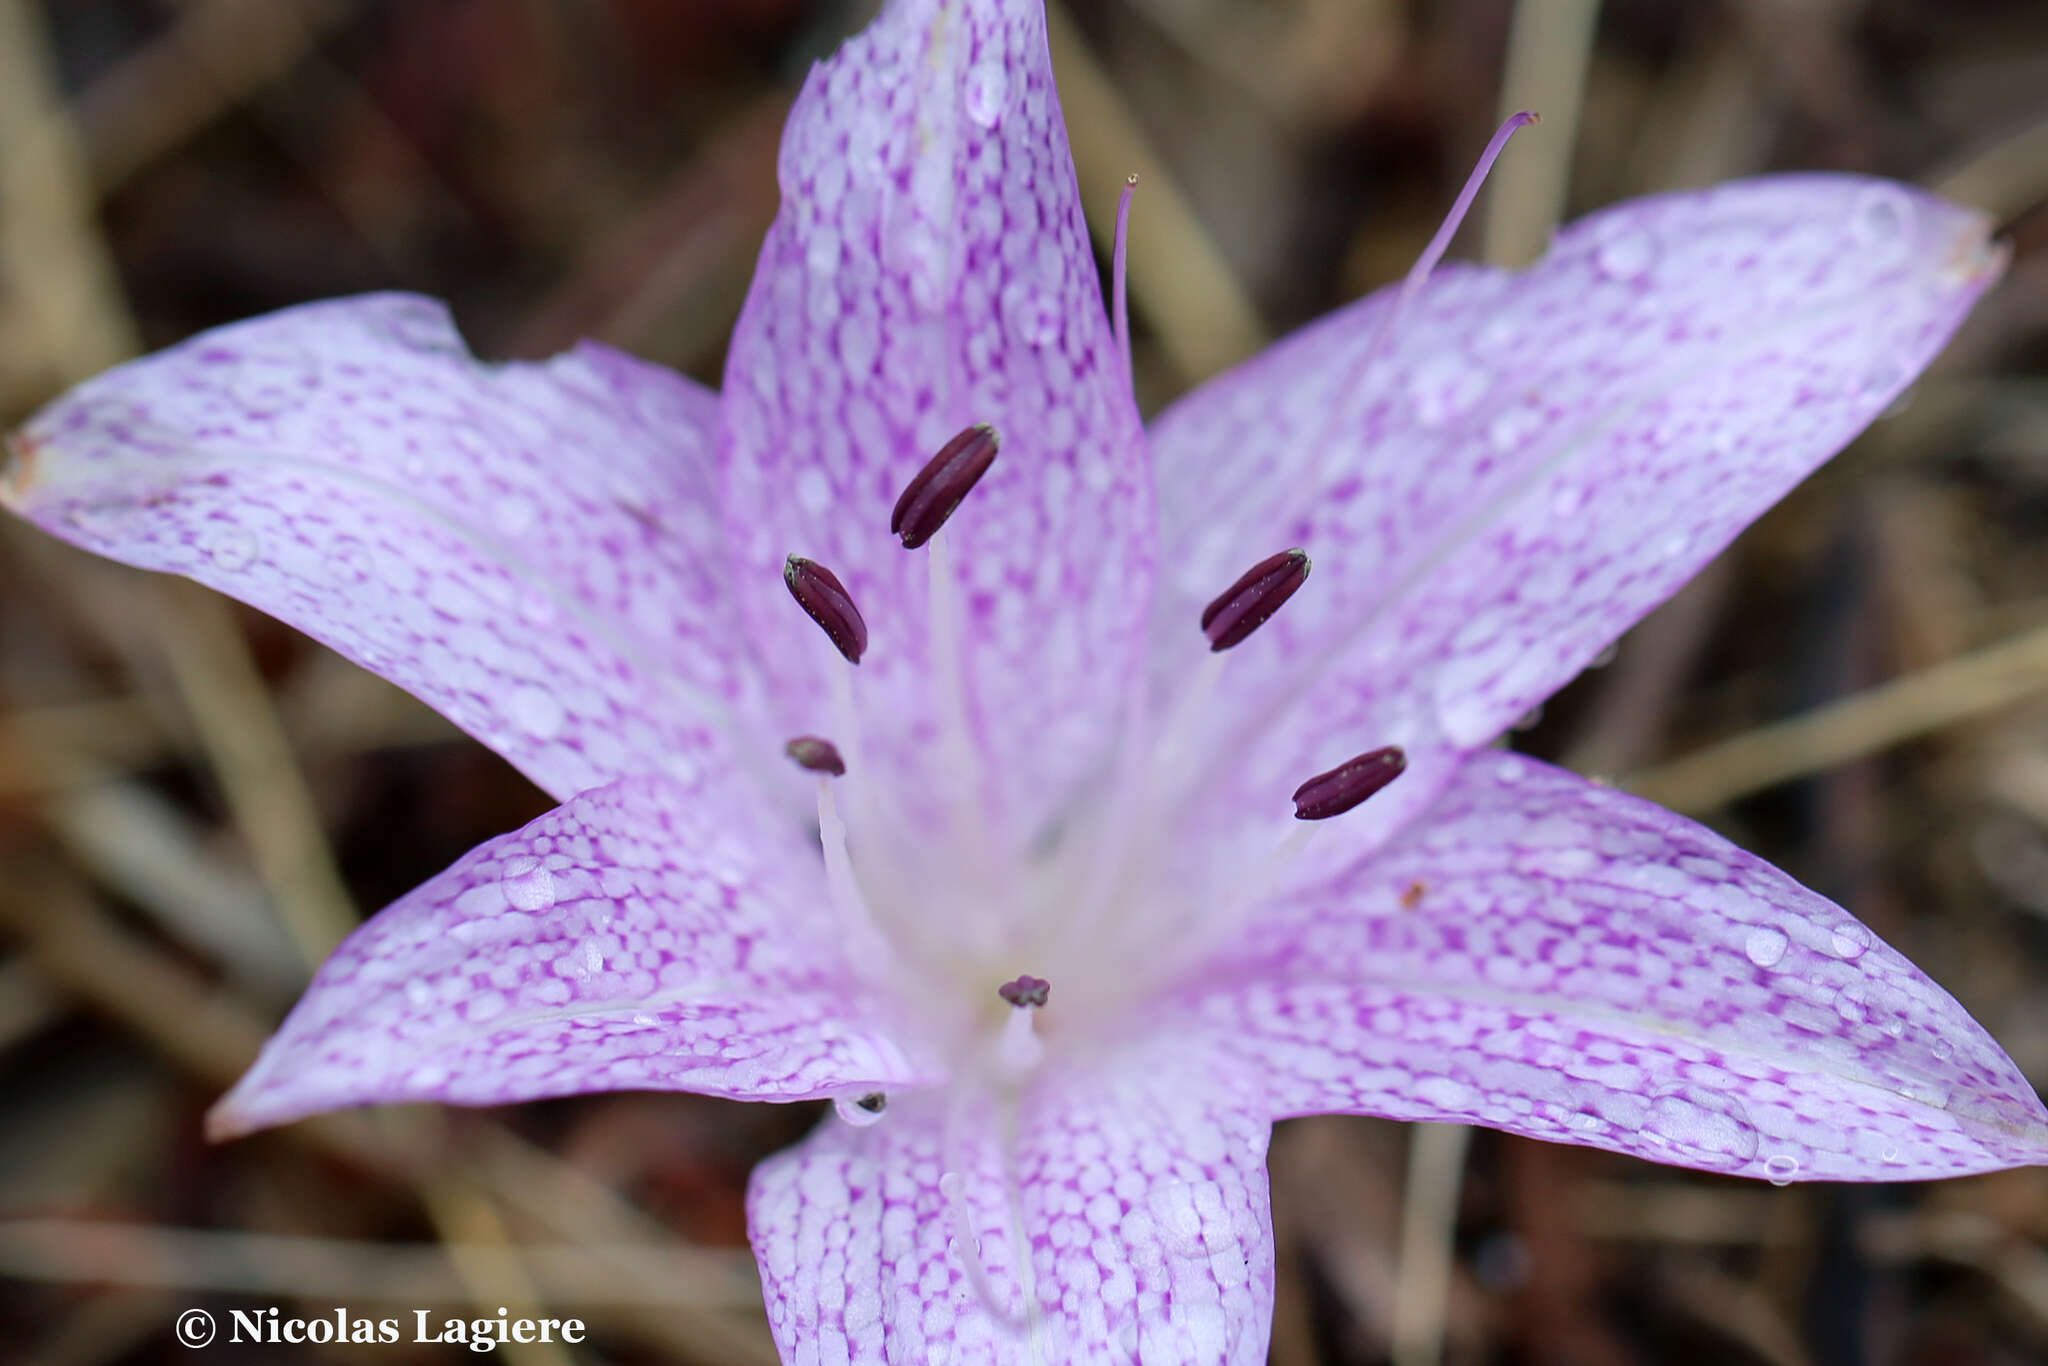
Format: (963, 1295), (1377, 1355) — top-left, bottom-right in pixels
(1193, 751), (2048, 1181)
(2, 294), (763, 801)
(210, 774), (927, 1138)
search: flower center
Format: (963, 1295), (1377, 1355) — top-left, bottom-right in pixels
(776, 112), (1540, 1090)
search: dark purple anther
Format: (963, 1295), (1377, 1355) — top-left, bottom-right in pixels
(997, 974), (1051, 1009)
(891, 423), (1000, 549)
(784, 736), (846, 776)
(784, 555), (868, 663)
(1292, 746), (1407, 821)
(1200, 549), (1311, 652)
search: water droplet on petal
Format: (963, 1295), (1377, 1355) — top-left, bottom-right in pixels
(1881, 1141), (1901, 1163)
(493, 495), (537, 537)
(1763, 1153), (1800, 1185)
(1859, 361), (1905, 400)
(1829, 923), (1870, 959)
(1743, 925), (1789, 969)
(581, 939), (605, 974)
(1930, 1036), (1955, 1062)
(1000, 280), (1061, 348)
(834, 1093), (888, 1127)
(1886, 1017), (1905, 1038)
(405, 979), (434, 1008)
(1642, 1085), (1759, 1171)
(505, 685), (564, 742)
(1146, 1182), (1208, 1259)
(501, 855), (557, 911)
(1549, 482), (1587, 517)
(199, 524), (258, 571)
(1659, 529), (1694, 560)
(1850, 185), (1914, 248)
(1406, 354), (1487, 427)
(962, 60), (1008, 128)
(518, 588), (558, 624)
(1487, 398), (1546, 453)
(1595, 229), (1658, 282)
(805, 228), (841, 278)
(323, 536), (373, 584)
(938, 1171), (965, 1201)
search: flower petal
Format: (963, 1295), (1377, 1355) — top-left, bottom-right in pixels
(1149, 178), (2001, 850)
(719, 0), (1154, 851)
(748, 1047), (1273, 1365)
(209, 774), (924, 1138)
(1193, 752), (2048, 1181)
(3, 294), (763, 802)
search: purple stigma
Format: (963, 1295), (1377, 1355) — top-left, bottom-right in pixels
(1292, 746), (1407, 821)
(1200, 549), (1311, 652)
(784, 735), (846, 776)
(891, 423), (1000, 549)
(997, 974), (1050, 1009)
(783, 555), (868, 663)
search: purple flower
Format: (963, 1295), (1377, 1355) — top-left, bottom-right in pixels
(4, 0), (2041, 1360)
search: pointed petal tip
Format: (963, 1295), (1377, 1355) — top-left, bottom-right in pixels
(0, 429), (38, 506)
(203, 1091), (262, 1143)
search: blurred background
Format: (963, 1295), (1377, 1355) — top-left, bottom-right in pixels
(4, 0), (2048, 1362)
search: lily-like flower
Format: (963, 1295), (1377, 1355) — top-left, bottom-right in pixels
(5, 0), (2042, 1360)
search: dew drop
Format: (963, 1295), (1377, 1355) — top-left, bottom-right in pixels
(1763, 1153), (1800, 1185)
(1829, 923), (1870, 959)
(1886, 1017), (1905, 1039)
(1470, 313), (1527, 357)
(1000, 280), (1061, 348)
(493, 495), (538, 537)
(1881, 1141), (1901, 1164)
(1659, 529), (1694, 560)
(938, 1171), (965, 1201)
(1850, 185), (1914, 247)
(581, 939), (605, 975)
(517, 587), (559, 625)
(1930, 1036), (1955, 1062)
(962, 60), (1008, 128)
(1858, 361), (1905, 400)
(1549, 483), (1586, 517)
(199, 524), (258, 571)
(805, 228), (841, 278)
(1742, 925), (1789, 969)
(1834, 987), (1867, 1024)
(1406, 354), (1487, 427)
(1146, 1182), (1208, 1259)
(323, 536), (373, 584)
(383, 300), (457, 352)
(1594, 229), (1658, 283)
(835, 1092), (888, 1127)
(1487, 398), (1546, 453)
(504, 684), (564, 742)
(500, 855), (557, 911)
(404, 979), (435, 1008)
(1642, 1085), (1759, 1171)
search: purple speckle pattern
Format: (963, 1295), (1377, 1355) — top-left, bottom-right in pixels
(749, 1046), (1273, 1365)
(4, 3), (2043, 1360)
(1194, 752), (2048, 1182)
(211, 774), (929, 1137)
(717, 0), (1154, 853)
(2, 295), (764, 802)
(1148, 178), (2003, 871)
